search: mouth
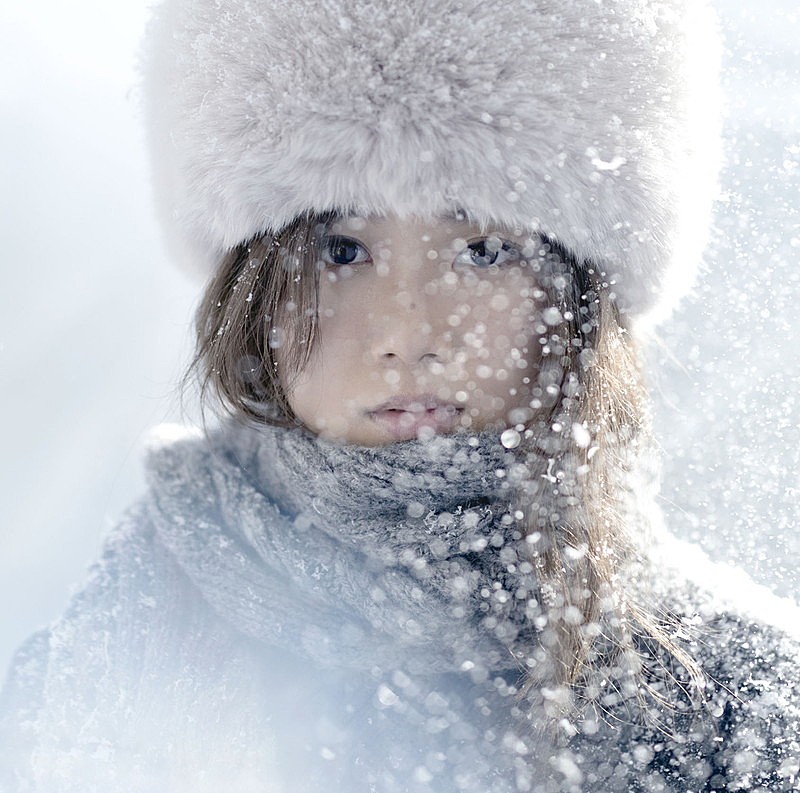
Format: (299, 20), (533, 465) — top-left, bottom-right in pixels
(367, 395), (464, 440)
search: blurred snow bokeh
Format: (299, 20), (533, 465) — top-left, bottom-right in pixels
(0, 2), (198, 676)
(1, 0), (798, 678)
(651, 0), (800, 601)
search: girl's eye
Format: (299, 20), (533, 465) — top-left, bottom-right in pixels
(453, 237), (522, 269)
(320, 235), (371, 266)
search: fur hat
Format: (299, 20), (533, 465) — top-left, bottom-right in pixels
(144, 0), (720, 322)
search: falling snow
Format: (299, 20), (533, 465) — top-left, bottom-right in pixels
(1, 0), (799, 791)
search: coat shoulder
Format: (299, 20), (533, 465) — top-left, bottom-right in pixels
(573, 575), (800, 792)
(696, 611), (800, 790)
(636, 594), (800, 791)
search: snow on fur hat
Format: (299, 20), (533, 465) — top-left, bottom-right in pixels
(144, 0), (720, 322)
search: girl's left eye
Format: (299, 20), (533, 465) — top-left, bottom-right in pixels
(320, 235), (371, 266)
(453, 237), (522, 269)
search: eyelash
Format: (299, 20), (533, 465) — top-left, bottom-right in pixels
(319, 235), (522, 269)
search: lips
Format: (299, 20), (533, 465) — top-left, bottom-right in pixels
(367, 394), (463, 440)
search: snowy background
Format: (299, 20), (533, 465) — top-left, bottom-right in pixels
(1, 1), (798, 678)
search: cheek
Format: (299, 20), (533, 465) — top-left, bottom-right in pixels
(467, 291), (540, 364)
(312, 306), (369, 387)
(281, 296), (366, 415)
(314, 279), (369, 347)
(469, 301), (541, 412)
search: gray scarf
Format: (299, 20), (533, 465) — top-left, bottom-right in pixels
(146, 422), (548, 678)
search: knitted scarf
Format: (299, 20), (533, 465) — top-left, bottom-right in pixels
(146, 422), (550, 679)
(5, 425), (799, 793)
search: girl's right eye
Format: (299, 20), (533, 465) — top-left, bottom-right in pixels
(320, 235), (371, 267)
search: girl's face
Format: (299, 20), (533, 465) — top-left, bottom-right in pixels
(280, 214), (546, 445)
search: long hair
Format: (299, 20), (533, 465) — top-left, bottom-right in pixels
(187, 213), (704, 725)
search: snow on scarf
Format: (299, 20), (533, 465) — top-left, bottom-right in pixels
(3, 421), (800, 792)
(147, 422), (543, 678)
(0, 422), (558, 793)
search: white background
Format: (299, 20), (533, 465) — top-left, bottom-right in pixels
(1, 1), (799, 677)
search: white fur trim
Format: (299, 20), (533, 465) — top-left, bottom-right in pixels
(143, 0), (720, 320)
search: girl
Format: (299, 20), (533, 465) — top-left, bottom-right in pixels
(2, 1), (798, 791)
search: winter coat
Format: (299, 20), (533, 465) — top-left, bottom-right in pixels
(1, 423), (799, 793)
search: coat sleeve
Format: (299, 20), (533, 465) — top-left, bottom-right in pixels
(0, 502), (281, 793)
(699, 615), (800, 791)
(630, 613), (800, 792)
(566, 609), (800, 793)
(0, 629), (51, 790)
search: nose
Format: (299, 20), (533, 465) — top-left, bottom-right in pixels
(367, 285), (444, 368)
